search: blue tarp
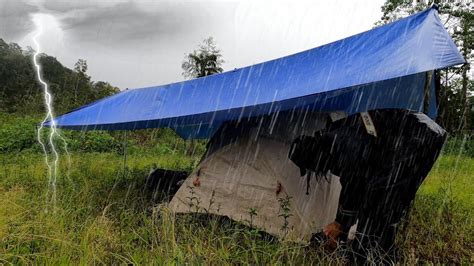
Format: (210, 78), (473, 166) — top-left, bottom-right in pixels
(47, 7), (464, 139)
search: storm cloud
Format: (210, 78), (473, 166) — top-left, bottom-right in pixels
(0, 0), (38, 40)
(2, 0), (234, 47)
(0, 0), (385, 90)
(53, 1), (232, 47)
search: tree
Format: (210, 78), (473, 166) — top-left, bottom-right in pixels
(181, 37), (224, 79)
(74, 59), (88, 74)
(72, 59), (92, 106)
(181, 37), (224, 154)
(378, 1), (473, 133)
(0, 39), (38, 112)
(92, 81), (120, 100)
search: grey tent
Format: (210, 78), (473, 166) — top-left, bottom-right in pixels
(169, 111), (345, 241)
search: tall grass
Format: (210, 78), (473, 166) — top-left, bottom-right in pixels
(0, 152), (341, 264)
(396, 155), (474, 263)
(0, 151), (472, 264)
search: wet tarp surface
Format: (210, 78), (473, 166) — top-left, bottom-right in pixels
(47, 7), (464, 138)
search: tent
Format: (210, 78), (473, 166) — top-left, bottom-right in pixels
(169, 111), (345, 241)
(47, 7), (464, 241)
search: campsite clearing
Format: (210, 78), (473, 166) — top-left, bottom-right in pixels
(0, 151), (472, 264)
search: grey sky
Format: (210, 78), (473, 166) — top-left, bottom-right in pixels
(0, 0), (385, 89)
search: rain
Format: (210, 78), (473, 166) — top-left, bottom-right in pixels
(0, 0), (472, 264)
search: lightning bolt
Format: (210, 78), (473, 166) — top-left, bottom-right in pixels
(32, 16), (70, 212)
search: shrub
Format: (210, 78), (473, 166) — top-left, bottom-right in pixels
(0, 113), (122, 154)
(0, 114), (38, 153)
(66, 131), (122, 153)
(0, 113), (205, 156)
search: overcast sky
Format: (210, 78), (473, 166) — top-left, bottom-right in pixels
(0, 0), (385, 89)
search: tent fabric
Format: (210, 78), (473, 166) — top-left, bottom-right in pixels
(46, 7), (464, 139)
(169, 135), (342, 241)
(170, 111), (349, 241)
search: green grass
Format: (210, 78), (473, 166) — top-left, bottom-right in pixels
(0, 151), (472, 264)
(397, 155), (473, 263)
(418, 155), (473, 208)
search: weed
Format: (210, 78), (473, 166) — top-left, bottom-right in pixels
(278, 195), (293, 236)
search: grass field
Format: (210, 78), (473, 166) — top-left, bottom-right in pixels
(0, 150), (472, 264)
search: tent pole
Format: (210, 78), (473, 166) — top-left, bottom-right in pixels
(423, 71), (433, 114)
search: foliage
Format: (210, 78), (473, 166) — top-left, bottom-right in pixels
(181, 37), (224, 79)
(0, 40), (39, 113)
(0, 114), (38, 153)
(66, 131), (122, 153)
(378, 0), (474, 133)
(0, 114), (206, 157)
(278, 196), (293, 235)
(0, 38), (120, 115)
(0, 114), (117, 154)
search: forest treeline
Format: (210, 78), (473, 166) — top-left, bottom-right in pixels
(0, 38), (119, 115)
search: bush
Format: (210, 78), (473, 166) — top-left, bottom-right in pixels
(66, 131), (122, 153)
(0, 114), (38, 153)
(0, 113), (122, 154)
(0, 113), (204, 156)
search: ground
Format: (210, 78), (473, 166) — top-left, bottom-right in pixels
(0, 151), (472, 264)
